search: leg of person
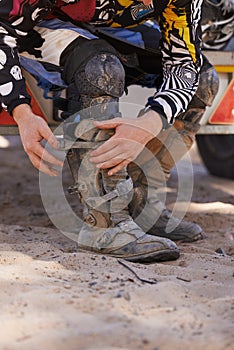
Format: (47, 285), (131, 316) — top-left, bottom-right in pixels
(128, 56), (219, 242)
(20, 19), (179, 263)
(61, 37), (180, 263)
(97, 23), (219, 242)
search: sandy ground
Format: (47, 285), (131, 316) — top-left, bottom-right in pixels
(0, 131), (234, 350)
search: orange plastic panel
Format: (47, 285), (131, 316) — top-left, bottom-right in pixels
(0, 84), (47, 126)
(209, 78), (234, 125)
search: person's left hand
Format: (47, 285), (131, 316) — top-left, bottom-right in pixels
(90, 109), (163, 176)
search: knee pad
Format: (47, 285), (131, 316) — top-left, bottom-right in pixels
(181, 57), (219, 125)
(73, 52), (125, 116)
(193, 57), (219, 108)
(62, 39), (125, 114)
(75, 51), (125, 99)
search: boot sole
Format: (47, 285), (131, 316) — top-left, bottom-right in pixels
(78, 244), (180, 264)
(123, 248), (180, 263)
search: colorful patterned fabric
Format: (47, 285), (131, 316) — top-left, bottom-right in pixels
(0, 0), (203, 122)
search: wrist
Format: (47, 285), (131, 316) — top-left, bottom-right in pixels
(12, 104), (33, 124)
(139, 109), (164, 138)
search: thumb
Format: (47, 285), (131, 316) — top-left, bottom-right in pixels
(93, 118), (122, 129)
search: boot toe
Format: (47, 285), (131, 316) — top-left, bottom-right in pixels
(156, 221), (205, 242)
(113, 234), (180, 263)
(147, 213), (206, 242)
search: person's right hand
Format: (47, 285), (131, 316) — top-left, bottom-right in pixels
(13, 104), (63, 176)
(90, 109), (163, 176)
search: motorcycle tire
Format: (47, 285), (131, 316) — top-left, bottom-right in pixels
(196, 134), (234, 180)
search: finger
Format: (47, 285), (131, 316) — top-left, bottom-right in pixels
(39, 122), (58, 149)
(90, 138), (119, 157)
(48, 135), (58, 150)
(90, 145), (122, 164)
(93, 148), (133, 169)
(93, 118), (122, 129)
(28, 152), (59, 176)
(95, 154), (127, 170)
(39, 162), (59, 177)
(33, 143), (63, 167)
(108, 160), (130, 176)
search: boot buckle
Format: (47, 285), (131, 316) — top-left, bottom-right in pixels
(86, 178), (133, 209)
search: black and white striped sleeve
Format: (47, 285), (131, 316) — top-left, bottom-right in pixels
(148, 0), (203, 124)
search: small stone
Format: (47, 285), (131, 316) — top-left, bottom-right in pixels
(215, 248), (227, 256)
(123, 292), (131, 301)
(64, 284), (72, 289)
(89, 281), (97, 287)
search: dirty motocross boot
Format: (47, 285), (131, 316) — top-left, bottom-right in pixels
(62, 47), (179, 263)
(128, 118), (204, 242)
(65, 117), (179, 263)
(128, 58), (219, 242)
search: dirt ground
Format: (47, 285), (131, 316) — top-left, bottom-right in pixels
(0, 134), (233, 350)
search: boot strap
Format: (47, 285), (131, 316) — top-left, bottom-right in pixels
(86, 178), (133, 209)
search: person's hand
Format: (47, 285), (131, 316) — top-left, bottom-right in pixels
(90, 109), (163, 176)
(13, 104), (63, 176)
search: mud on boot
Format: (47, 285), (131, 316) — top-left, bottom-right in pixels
(128, 121), (205, 243)
(129, 180), (205, 243)
(61, 47), (181, 262)
(127, 58), (218, 242)
(78, 219), (180, 263)
(65, 118), (179, 263)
